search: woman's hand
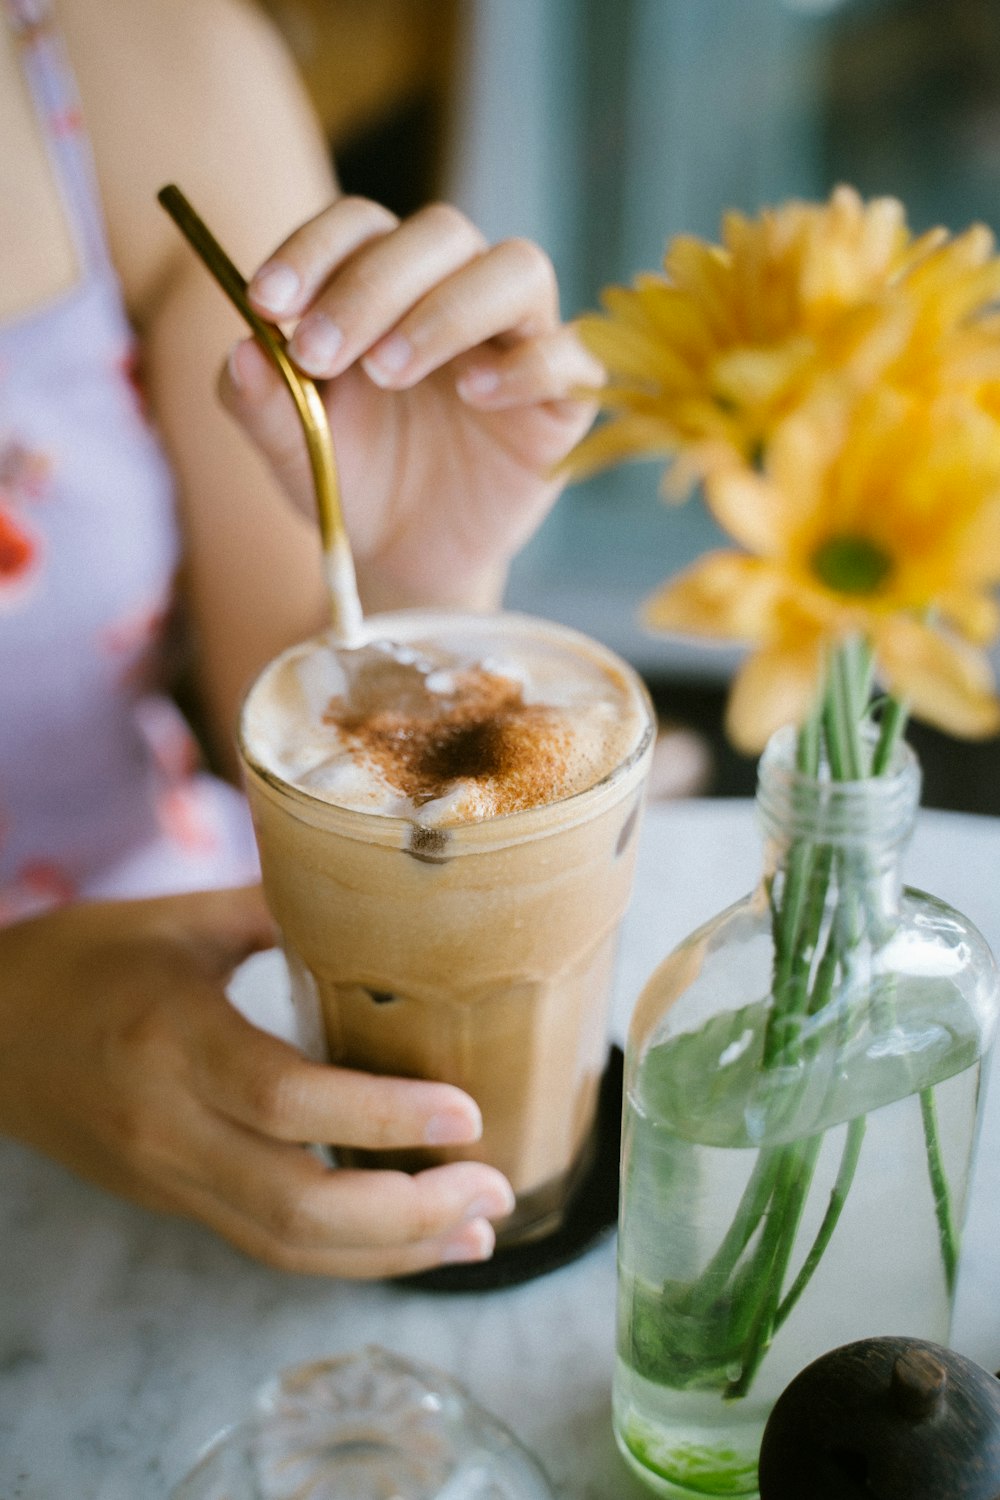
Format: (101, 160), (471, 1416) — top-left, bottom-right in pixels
(219, 197), (603, 611)
(0, 887), (513, 1277)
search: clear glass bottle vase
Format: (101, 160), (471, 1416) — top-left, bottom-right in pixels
(613, 728), (1000, 1499)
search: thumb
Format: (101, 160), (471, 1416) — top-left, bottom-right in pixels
(218, 338), (317, 519)
(158, 884), (279, 978)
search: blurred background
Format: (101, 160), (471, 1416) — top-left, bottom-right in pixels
(259, 0), (1000, 813)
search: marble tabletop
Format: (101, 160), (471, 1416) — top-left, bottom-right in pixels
(2, 799), (999, 1499)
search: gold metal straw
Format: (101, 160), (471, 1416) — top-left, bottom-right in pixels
(157, 184), (363, 644)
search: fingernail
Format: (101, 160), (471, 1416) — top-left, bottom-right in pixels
(457, 366), (500, 402)
(363, 333), (413, 385)
(441, 1219), (495, 1264)
(290, 313), (344, 376)
(424, 1107), (482, 1146)
(227, 339), (271, 399)
(464, 1184), (516, 1222)
(250, 262), (300, 314)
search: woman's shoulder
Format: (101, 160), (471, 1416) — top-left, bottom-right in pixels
(69, 0), (304, 132)
(67, 0), (333, 320)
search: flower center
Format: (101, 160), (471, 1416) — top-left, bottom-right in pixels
(811, 535), (893, 596)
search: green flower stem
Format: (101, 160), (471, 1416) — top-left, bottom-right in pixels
(723, 687), (852, 1363)
(724, 1134), (824, 1400)
(869, 692), (958, 1288)
(723, 845), (863, 1390)
(735, 663), (900, 1355)
(717, 862), (852, 1384)
(920, 1086), (960, 1296)
(841, 637), (875, 743)
(873, 695), (910, 775)
(727, 670), (860, 1396)
(806, 927), (840, 1022)
(765, 833), (837, 1067)
(825, 668), (868, 781)
(772, 1115), (867, 1337)
(797, 707), (822, 777)
(769, 839), (816, 997)
(686, 1150), (786, 1316)
(768, 709), (823, 994)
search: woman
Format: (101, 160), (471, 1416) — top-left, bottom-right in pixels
(0, 0), (601, 1277)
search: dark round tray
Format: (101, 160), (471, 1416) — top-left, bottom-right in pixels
(398, 1045), (623, 1292)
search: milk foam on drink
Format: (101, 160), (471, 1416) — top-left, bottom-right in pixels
(239, 612), (654, 1245)
(240, 614), (647, 827)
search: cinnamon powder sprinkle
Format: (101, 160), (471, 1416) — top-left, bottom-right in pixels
(323, 667), (573, 817)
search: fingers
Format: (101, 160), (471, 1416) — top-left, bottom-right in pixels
(150, 985), (518, 1278)
(221, 316), (600, 439)
(187, 1120), (514, 1269)
(290, 204), (489, 380)
(360, 236), (561, 391)
(456, 322), (606, 412)
(248, 196), (400, 316)
(189, 994), (486, 1151)
(152, 885), (278, 977)
(245, 198), (559, 386)
(185, 1171), (502, 1279)
(229, 1213), (500, 1279)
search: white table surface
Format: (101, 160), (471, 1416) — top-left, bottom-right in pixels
(2, 799), (999, 1499)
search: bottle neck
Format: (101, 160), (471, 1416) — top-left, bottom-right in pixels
(755, 726), (921, 919)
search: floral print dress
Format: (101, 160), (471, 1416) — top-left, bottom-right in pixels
(0, 0), (259, 925)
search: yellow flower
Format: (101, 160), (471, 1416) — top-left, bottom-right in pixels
(570, 186), (1000, 495)
(645, 388), (1000, 750)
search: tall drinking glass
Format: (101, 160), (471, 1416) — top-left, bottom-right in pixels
(239, 611), (654, 1245)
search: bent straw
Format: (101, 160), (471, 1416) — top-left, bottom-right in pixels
(157, 184), (363, 645)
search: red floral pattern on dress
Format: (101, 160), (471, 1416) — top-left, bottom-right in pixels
(0, 508), (35, 579)
(49, 104), (83, 137)
(0, 507), (42, 607)
(0, 440), (51, 498)
(117, 344), (152, 422)
(99, 598), (169, 658)
(134, 696), (201, 782)
(99, 591), (177, 694)
(157, 783), (220, 856)
(0, 859), (77, 924)
(0, 437), (52, 608)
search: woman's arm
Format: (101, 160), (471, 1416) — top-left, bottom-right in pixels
(95, 0), (341, 777)
(79, 0), (601, 777)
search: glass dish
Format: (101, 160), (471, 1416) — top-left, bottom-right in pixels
(169, 1345), (555, 1499)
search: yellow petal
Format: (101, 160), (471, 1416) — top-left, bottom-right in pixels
(643, 552), (789, 642)
(832, 299), (914, 387)
(851, 192), (909, 278)
(632, 279), (718, 363)
(873, 616), (1000, 739)
(957, 495), (1000, 580)
(800, 190), (904, 307)
(710, 339), (813, 409)
(705, 391), (849, 558)
(662, 440), (743, 500)
(562, 413), (678, 480)
(704, 470), (795, 559)
(576, 314), (694, 389)
(725, 636), (826, 753)
(664, 238), (740, 341)
(892, 224), (950, 279)
(935, 588), (1000, 646)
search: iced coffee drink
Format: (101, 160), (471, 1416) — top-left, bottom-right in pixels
(239, 611), (653, 1245)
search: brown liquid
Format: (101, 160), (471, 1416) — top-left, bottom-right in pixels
(240, 613), (654, 1245)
